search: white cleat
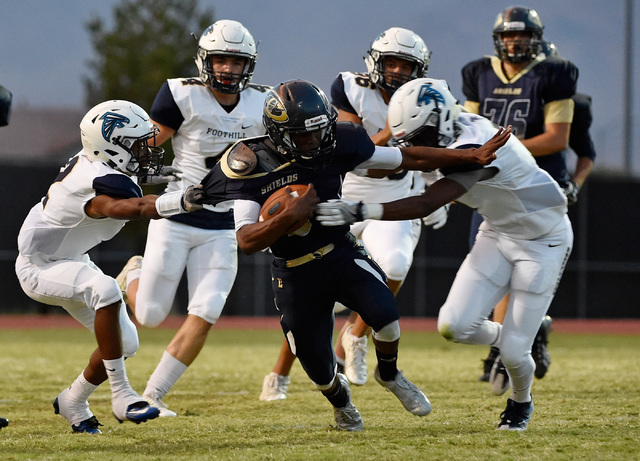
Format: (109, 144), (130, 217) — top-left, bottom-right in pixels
(342, 326), (368, 386)
(333, 373), (363, 431)
(259, 372), (291, 401)
(115, 255), (143, 303)
(374, 367), (431, 416)
(144, 391), (177, 417)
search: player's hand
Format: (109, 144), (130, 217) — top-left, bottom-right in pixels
(181, 184), (205, 212)
(316, 199), (367, 226)
(472, 125), (512, 165)
(139, 165), (182, 185)
(422, 203), (449, 229)
(564, 180), (579, 205)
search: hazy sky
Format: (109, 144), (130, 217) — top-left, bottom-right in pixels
(1, 0), (639, 174)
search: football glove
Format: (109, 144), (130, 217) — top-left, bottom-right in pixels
(422, 203), (449, 230)
(564, 180), (580, 206)
(316, 199), (369, 226)
(181, 184), (205, 212)
(139, 165), (182, 185)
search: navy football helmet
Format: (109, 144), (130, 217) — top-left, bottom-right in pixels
(493, 6), (544, 63)
(262, 80), (337, 169)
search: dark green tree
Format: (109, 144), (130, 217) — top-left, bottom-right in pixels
(84, 0), (214, 111)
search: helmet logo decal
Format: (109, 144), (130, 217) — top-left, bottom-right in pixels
(265, 95), (288, 122)
(416, 85), (445, 107)
(99, 112), (130, 142)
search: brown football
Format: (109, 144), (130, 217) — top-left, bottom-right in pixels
(259, 184), (310, 235)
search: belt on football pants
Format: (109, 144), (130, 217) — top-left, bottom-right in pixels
(285, 243), (335, 268)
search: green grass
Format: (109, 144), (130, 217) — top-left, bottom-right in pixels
(0, 326), (639, 460)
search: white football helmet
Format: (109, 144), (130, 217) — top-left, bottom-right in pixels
(388, 78), (460, 148)
(364, 27), (430, 95)
(195, 20), (258, 93)
(80, 100), (164, 176)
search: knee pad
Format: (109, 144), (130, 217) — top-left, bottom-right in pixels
(120, 313), (140, 358)
(377, 249), (412, 281)
(372, 320), (400, 342)
(135, 301), (170, 328)
(89, 275), (122, 310)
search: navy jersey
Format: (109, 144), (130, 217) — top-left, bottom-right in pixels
(200, 122), (375, 259)
(462, 55), (578, 186)
(569, 93), (597, 162)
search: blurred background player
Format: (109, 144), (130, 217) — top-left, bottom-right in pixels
(259, 27), (448, 400)
(460, 6), (578, 389)
(317, 77), (572, 431)
(117, 20), (269, 417)
(1, 84), (12, 430)
(15, 100), (202, 433)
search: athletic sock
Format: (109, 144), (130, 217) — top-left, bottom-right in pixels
(144, 351), (188, 398)
(375, 350), (398, 382)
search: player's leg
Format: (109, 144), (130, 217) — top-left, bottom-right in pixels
(339, 219), (416, 385)
(337, 244), (430, 416)
(143, 228), (237, 416)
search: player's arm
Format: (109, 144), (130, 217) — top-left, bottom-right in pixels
(85, 186), (203, 220)
(149, 119), (176, 146)
(521, 120), (571, 157)
(235, 185), (319, 254)
(398, 126), (511, 170)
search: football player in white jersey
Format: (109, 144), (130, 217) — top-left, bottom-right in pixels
(317, 78), (572, 431)
(259, 27), (447, 400)
(116, 20), (270, 416)
(15, 100), (202, 433)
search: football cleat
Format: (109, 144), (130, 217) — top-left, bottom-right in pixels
(112, 400), (160, 424)
(53, 388), (97, 433)
(143, 391), (177, 417)
(71, 416), (103, 434)
(489, 357), (510, 396)
(342, 325), (368, 386)
(259, 372), (291, 401)
(333, 373), (363, 431)
(479, 346), (500, 382)
(532, 315), (552, 379)
(374, 367), (431, 416)
(0, 417), (8, 429)
(497, 397), (534, 431)
(115, 255), (143, 304)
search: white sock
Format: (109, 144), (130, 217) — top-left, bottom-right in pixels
(144, 351), (188, 399)
(507, 356), (535, 403)
(103, 357), (132, 396)
(73, 372), (100, 402)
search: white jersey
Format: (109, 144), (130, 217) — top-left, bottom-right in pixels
(332, 72), (414, 202)
(17, 153), (142, 265)
(158, 78), (269, 215)
(450, 113), (567, 240)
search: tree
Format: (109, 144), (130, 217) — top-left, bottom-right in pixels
(84, 0), (214, 111)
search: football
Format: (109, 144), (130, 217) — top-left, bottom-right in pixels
(259, 184), (311, 235)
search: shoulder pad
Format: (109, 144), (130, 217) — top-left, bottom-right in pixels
(227, 142), (258, 175)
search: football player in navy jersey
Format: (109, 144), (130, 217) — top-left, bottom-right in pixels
(461, 6), (578, 387)
(116, 20), (270, 417)
(316, 78), (573, 431)
(197, 79), (510, 430)
(15, 100), (202, 433)
(260, 27), (442, 400)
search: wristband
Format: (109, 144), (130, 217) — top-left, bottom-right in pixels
(155, 191), (186, 217)
(365, 203), (384, 220)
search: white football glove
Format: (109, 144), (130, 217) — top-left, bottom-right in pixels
(316, 199), (368, 226)
(422, 203), (449, 230)
(564, 180), (579, 205)
(181, 184), (205, 212)
(139, 165), (182, 185)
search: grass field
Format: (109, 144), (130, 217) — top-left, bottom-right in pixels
(0, 323), (639, 460)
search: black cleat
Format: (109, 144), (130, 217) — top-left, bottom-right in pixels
(532, 316), (552, 379)
(0, 417), (8, 429)
(479, 346), (500, 382)
(497, 397), (534, 431)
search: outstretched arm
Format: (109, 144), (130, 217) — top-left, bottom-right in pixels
(399, 126), (511, 171)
